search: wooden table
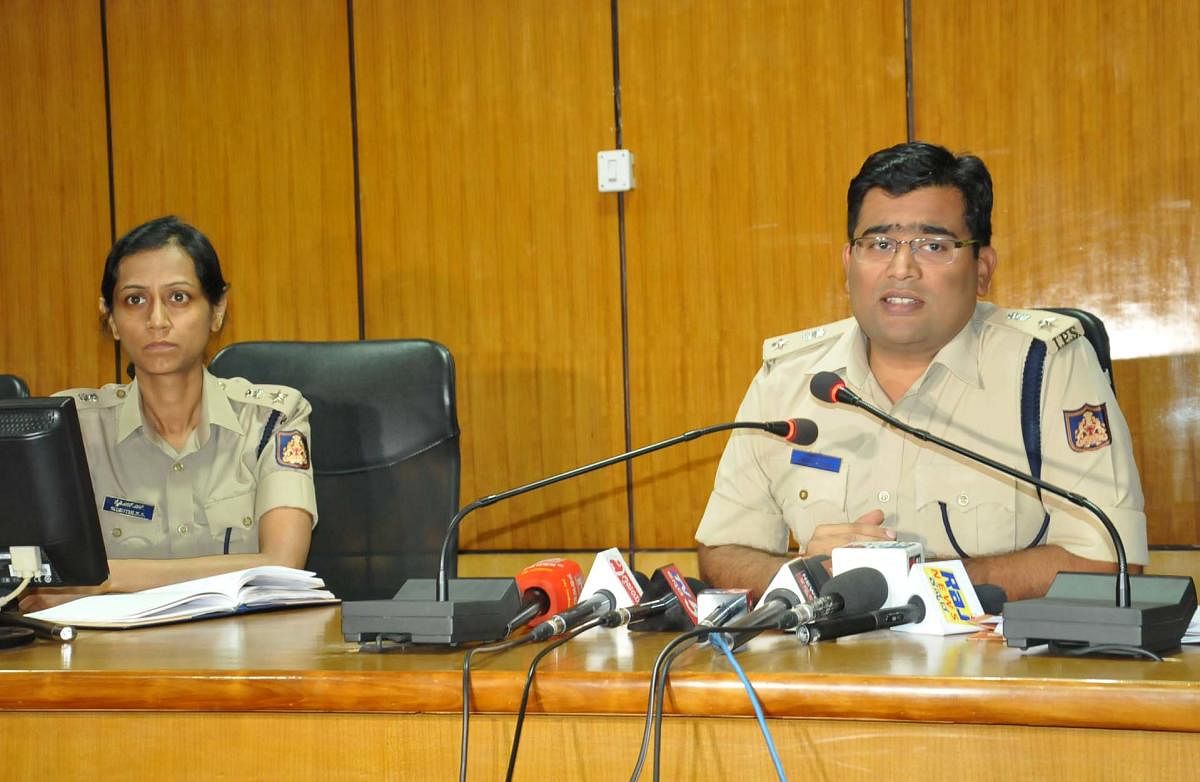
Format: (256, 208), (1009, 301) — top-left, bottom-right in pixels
(2, 605), (1198, 780)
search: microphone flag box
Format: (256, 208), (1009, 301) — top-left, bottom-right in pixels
(580, 547), (643, 609)
(892, 560), (984, 636)
(832, 541), (923, 608)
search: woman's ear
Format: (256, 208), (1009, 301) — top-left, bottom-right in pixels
(99, 297), (119, 340)
(211, 291), (229, 332)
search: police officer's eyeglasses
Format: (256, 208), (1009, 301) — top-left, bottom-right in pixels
(850, 235), (979, 265)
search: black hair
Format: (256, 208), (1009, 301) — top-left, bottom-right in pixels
(846, 141), (993, 248)
(101, 215), (227, 311)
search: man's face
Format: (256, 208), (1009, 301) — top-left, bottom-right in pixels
(841, 185), (997, 362)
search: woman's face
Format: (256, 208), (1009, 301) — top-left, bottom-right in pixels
(102, 245), (227, 379)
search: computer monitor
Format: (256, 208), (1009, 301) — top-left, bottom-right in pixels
(0, 397), (109, 592)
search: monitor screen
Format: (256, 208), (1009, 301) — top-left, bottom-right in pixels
(0, 397), (109, 589)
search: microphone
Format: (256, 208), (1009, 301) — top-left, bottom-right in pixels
(715, 555), (830, 650)
(809, 370), (1197, 654)
(342, 417), (818, 645)
(503, 558), (584, 636)
(615, 566), (707, 631)
(795, 595), (926, 645)
(529, 549), (644, 641)
(783, 567), (888, 626)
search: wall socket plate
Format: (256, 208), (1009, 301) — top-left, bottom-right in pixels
(597, 149), (635, 192)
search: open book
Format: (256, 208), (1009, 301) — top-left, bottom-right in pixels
(26, 566), (338, 629)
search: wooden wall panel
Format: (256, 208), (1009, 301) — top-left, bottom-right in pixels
(0, 0), (112, 393)
(354, 1), (626, 549)
(912, 0), (1200, 545)
(105, 0), (359, 357)
(620, 0), (909, 548)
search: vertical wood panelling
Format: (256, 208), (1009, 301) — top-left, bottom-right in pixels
(0, 0), (112, 393)
(620, 0), (909, 548)
(105, 0), (359, 355)
(912, 0), (1200, 545)
(354, 1), (626, 549)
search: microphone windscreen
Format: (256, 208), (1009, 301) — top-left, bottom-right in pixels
(788, 418), (819, 446)
(820, 566), (889, 614)
(809, 371), (844, 403)
(974, 584), (1008, 616)
(515, 558), (584, 623)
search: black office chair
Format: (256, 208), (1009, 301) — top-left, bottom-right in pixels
(1039, 307), (1115, 392)
(209, 339), (461, 601)
(0, 374), (30, 399)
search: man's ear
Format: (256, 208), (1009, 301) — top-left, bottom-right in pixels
(841, 243), (853, 293)
(975, 246), (998, 295)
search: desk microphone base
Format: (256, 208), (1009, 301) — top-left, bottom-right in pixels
(341, 578), (521, 646)
(1003, 572), (1196, 655)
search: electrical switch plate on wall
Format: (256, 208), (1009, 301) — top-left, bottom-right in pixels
(597, 149), (635, 192)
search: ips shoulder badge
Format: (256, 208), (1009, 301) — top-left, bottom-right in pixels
(275, 430), (311, 470)
(1063, 403), (1112, 452)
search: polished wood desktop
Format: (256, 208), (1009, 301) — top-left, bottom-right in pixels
(2, 605), (1198, 780)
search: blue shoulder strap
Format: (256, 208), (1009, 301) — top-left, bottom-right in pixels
(941, 338), (1051, 558)
(224, 409), (283, 555)
(1019, 340), (1051, 548)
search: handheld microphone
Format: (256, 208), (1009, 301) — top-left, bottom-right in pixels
(529, 549), (643, 641)
(693, 589), (751, 644)
(783, 567), (889, 626)
(504, 558), (584, 636)
(810, 370), (1197, 654)
(343, 417), (819, 645)
(716, 555), (830, 650)
(795, 595), (926, 645)
(612, 566), (707, 631)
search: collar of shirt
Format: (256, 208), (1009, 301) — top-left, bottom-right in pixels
(114, 369), (244, 449)
(807, 301), (992, 401)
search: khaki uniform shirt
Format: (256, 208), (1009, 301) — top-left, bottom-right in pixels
(57, 369), (318, 559)
(695, 302), (1148, 565)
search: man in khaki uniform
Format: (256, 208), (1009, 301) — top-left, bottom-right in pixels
(59, 369), (317, 559)
(696, 142), (1146, 601)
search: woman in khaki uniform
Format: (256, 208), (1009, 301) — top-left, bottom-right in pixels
(21, 216), (316, 610)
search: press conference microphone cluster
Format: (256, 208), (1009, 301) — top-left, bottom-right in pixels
(809, 370), (1197, 655)
(342, 418), (818, 645)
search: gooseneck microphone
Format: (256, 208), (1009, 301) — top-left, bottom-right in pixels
(809, 370), (1198, 655)
(809, 370), (1131, 607)
(436, 418), (815, 600)
(342, 417), (818, 646)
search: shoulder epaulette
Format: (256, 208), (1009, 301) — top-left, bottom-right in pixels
(56, 384), (130, 409)
(986, 307), (1087, 353)
(762, 318), (853, 368)
(216, 376), (301, 413)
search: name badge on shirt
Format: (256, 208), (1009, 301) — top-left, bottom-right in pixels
(790, 450), (842, 473)
(103, 496), (155, 520)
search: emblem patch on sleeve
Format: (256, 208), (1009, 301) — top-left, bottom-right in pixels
(275, 430), (311, 469)
(1063, 403), (1112, 452)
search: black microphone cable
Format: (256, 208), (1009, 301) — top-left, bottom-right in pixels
(504, 615), (608, 782)
(627, 622), (782, 782)
(459, 634), (538, 782)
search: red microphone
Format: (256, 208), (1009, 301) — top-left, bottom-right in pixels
(507, 558), (584, 634)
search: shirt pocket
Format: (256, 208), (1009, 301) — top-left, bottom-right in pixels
(98, 501), (165, 557)
(203, 492), (258, 554)
(780, 463), (849, 544)
(914, 457), (1018, 556)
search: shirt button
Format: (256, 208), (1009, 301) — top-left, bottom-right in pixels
(242, 516), (253, 528)
(877, 490), (891, 503)
(798, 489), (809, 501)
(111, 528), (123, 538)
(115, 389), (126, 399)
(177, 524), (189, 535)
(957, 493), (970, 507)
(172, 462), (184, 472)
